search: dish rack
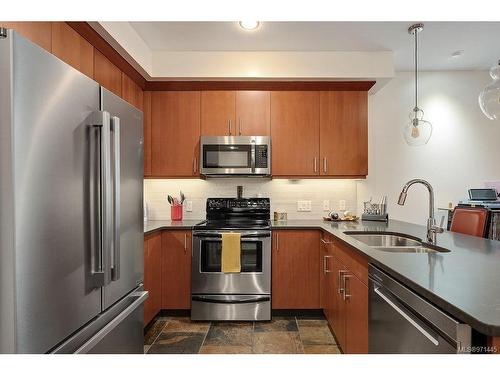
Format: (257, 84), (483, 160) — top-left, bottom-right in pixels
(362, 197), (389, 222)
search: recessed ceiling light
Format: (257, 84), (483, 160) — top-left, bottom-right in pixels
(451, 50), (464, 58)
(239, 21), (260, 31)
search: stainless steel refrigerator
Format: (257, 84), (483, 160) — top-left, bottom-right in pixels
(0, 29), (147, 353)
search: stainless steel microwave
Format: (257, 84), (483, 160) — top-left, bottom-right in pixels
(200, 136), (271, 177)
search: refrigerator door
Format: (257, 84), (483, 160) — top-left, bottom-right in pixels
(0, 31), (102, 353)
(100, 88), (144, 310)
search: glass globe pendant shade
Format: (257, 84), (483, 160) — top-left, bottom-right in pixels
(479, 61), (500, 120)
(403, 108), (433, 146)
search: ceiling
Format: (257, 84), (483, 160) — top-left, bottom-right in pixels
(129, 21), (500, 71)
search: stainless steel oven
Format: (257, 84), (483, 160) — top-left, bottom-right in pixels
(191, 229), (271, 321)
(200, 136), (270, 177)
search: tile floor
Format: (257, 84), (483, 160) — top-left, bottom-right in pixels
(144, 315), (341, 354)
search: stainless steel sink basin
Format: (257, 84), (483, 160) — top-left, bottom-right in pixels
(344, 231), (450, 253)
(346, 233), (421, 247)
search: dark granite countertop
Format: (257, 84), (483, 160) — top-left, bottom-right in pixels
(144, 218), (500, 336)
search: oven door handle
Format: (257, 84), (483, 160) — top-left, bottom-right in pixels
(192, 296), (270, 304)
(193, 232), (271, 238)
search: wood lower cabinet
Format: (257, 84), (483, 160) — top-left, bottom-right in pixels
(272, 230), (320, 309)
(236, 91), (270, 136)
(320, 91), (368, 176)
(161, 230), (192, 309)
(322, 238), (368, 353)
(201, 91), (236, 136)
(93, 49), (122, 97)
(151, 91), (200, 177)
(51, 22), (94, 79)
(144, 232), (162, 326)
(0, 22), (52, 52)
(270, 91), (320, 176)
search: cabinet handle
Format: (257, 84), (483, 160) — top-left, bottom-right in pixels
(275, 233), (279, 252)
(321, 238), (333, 244)
(313, 157), (318, 173)
(338, 270), (348, 295)
(193, 157), (197, 174)
(228, 120), (232, 135)
(323, 157), (328, 173)
(184, 233), (187, 254)
(323, 255), (333, 274)
(342, 274), (353, 301)
(239, 118), (242, 135)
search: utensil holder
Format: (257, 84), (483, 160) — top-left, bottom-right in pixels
(171, 204), (183, 221)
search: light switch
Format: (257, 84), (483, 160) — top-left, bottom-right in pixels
(323, 200), (330, 211)
(339, 200), (346, 211)
(297, 200), (312, 212)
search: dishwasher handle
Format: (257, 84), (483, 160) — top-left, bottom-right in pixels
(374, 286), (439, 346)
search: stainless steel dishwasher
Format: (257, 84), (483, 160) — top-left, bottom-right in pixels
(369, 265), (471, 353)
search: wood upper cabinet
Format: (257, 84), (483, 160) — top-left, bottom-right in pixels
(161, 230), (192, 309)
(320, 91), (368, 176)
(51, 22), (93, 79)
(121, 72), (143, 110)
(272, 230), (320, 309)
(201, 91), (236, 135)
(144, 232), (162, 326)
(270, 91), (320, 176)
(143, 91), (152, 176)
(344, 271), (368, 353)
(0, 22), (52, 52)
(93, 49), (122, 97)
(235, 91), (270, 135)
(151, 91), (201, 177)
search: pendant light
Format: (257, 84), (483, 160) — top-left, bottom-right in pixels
(479, 60), (500, 120)
(403, 23), (433, 146)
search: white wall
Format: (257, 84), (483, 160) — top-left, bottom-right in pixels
(144, 179), (357, 221)
(358, 70), (500, 225)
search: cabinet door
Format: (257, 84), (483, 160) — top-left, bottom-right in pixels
(161, 230), (192, 309)
(51, 22), (94, 78)
(143, 91), (152, 176)
(331, 256), (347, 349)
(272, 230), (320, 309)
(201, 91), (236, 136)
(323, 243), (336, 326)
(320, 91), (368, 176)
(344, 273), (368, 353)
(144, 233), (162, 326)
(235, 91), (270, 135)
(121, 72), (143, 110)
(151, 91), (201, 177)
(94, 49), (122, 97)
(0, 22), (52, 52)
(270, 91), (320, 176)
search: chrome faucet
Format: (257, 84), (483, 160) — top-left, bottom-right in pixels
(397, 179), (444, 244)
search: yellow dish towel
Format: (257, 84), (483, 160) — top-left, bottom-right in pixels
(221, 233), (241, 273)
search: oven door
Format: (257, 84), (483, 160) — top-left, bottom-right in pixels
(191, 230), (271, 294)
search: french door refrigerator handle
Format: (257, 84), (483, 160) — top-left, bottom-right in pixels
(88, 111), (112, 287)
(374, 286), (439, 346)
(111, 116), (121, 281)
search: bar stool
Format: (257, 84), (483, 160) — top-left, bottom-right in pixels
(450, 207), (489, 238)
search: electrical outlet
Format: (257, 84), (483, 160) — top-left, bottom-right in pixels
(323, 200), (330, 211)
(297, 200), (312, 212)
(185, 200), (193, 212)
(339, 200), (346, 211)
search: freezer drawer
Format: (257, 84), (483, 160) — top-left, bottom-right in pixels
(191, 294), (271, 321)
(368, 265), (471, 354)
(51, 287), (148, 354)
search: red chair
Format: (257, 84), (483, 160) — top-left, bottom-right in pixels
(450, 207), (489, 238)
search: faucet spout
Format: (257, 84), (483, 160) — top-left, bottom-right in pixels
(397, 179), (442, 244)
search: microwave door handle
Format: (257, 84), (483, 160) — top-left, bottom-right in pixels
(251, 144), (256, 173)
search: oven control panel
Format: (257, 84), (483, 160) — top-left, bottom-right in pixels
(207, 198), (270, 211)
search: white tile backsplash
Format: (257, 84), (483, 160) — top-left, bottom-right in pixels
(144, 178), (358, 220)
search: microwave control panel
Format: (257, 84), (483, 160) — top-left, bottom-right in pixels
(255, 145), (268, 168)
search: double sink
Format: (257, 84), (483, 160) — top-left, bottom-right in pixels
(344, 232), (450, 254)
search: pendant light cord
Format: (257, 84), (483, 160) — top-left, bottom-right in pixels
(414, 29), (418, 110)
